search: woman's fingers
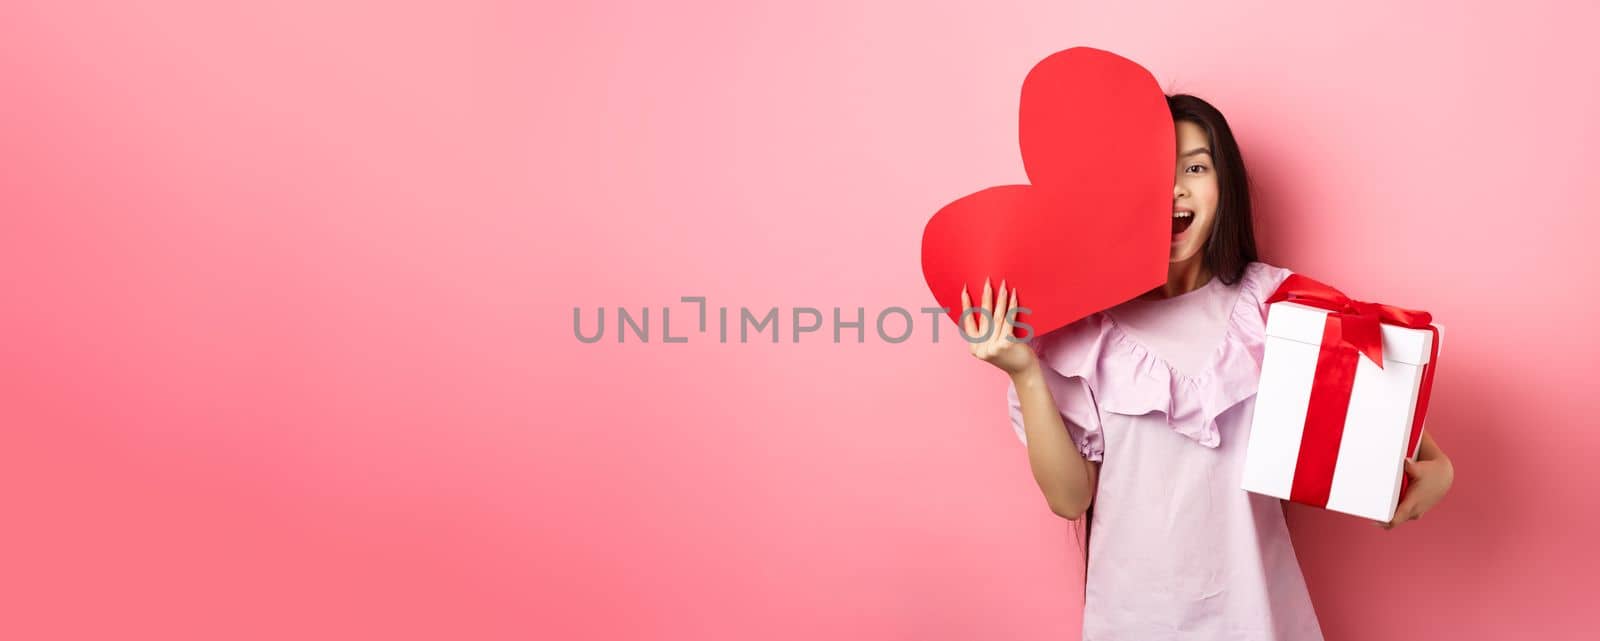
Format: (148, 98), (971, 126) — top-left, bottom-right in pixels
(959, 277), (1020, 350)
(1382, 484), (1424, 529)
(1000, 288), (1018, 344)
(979, 278), (993, 338)
(1385, 505), (1413, 529)
(991, 280), (1009, 346)
(960, 285), (976, 341)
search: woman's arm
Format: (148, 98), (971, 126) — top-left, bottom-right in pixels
(964, 279), (1098, 520)
(1010, 362), (1099, 520)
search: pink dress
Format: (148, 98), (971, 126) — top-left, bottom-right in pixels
(1005, 261), (1324, 641)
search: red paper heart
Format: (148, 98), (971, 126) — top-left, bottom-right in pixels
(920, 47), (1174, 340)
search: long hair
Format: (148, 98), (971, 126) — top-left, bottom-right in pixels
(1166, 93), (1259, 285)
(1071, 93), (1262, 599)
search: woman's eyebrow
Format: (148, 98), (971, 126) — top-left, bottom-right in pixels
(1180, 147), (1213, 158)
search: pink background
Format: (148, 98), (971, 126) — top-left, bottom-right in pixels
(4, 1), (1597, 639)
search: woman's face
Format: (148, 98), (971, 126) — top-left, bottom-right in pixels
(1170, 119), (1218, 264)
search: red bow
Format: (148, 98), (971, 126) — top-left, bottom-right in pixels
(1264, 274), (1435, 370)
(1264, 274), (1442, 509)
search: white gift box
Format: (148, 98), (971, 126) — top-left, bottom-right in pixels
(1241, 300), (1444, 522)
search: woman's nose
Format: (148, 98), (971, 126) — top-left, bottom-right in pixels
(1173, 183), (1186, 198)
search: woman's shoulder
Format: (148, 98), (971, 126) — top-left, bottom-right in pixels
(1236, 260), (1295, 324)
(1241, 260), (1293, 290)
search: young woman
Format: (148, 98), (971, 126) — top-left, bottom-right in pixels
(959, 94), (1455, 640)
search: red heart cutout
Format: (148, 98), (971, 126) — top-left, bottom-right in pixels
(920, 47), (1174, 340)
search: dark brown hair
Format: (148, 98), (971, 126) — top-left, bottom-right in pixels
(1167, 93), (1259, 285)
(1071, 94), (1262, 598)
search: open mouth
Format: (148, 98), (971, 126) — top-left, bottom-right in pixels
(1172, 211), (1195, 236)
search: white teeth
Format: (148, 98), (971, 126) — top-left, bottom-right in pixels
(1172, 211), (1193, 218)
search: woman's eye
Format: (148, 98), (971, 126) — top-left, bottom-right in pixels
(1186, 164), (1207, 174)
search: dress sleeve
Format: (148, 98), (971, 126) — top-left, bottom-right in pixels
(1006, 374), (1105, 462)
(1003, 319), (1106, 462)
(1249, 262), (1296, 323)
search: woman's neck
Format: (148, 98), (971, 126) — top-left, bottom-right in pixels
(1139, 258), (1212, 300)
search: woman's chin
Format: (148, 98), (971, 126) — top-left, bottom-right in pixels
(1168, 244), (1201, 264)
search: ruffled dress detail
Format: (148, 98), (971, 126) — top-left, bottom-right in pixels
(1024, 260), (1284, 456)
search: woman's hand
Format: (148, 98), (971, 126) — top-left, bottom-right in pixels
(1381, 433), (1454, 529)
(960, 278), (1037, 376)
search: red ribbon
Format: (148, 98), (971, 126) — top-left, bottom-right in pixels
(1264, 274), (1441, 508)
